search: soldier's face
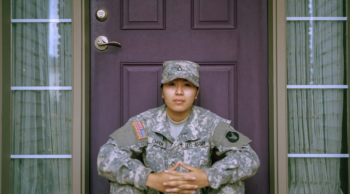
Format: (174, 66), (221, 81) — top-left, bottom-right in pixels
(162, 78), (199, 118)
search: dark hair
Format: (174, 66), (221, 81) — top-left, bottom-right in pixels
(160, 84), (199, 90)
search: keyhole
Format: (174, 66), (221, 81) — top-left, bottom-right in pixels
(97, 10), (105, 18)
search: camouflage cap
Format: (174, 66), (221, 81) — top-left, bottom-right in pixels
(161, 60), (200, 87)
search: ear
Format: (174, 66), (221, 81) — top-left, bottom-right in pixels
(161, 90), (164, 99)
(195, 87), (200, 99)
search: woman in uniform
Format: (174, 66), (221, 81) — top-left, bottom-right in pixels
(97, 60), (259, 194)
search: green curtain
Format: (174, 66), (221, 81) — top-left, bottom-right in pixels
(287, 0), (345, 193)
(11, 0), (72, 193)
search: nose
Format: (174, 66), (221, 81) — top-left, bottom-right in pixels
(175, 85), (184, 95)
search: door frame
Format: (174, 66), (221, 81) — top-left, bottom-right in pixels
(0, 0), (11, 193)
(71, 0), (90, 193)
(82, 0), (285, 192)
(268, 0), (288, 193)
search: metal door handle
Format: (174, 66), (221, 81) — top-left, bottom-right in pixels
(95, 36), (121, 51)
(98, 41), (121, 47)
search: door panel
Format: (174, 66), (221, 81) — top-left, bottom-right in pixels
(90, 0), (268, 193)
(121, 0), (165, 29)
(193, 0), (236, 29)
(121, 63), (164, 123)
(196, 64), (237, 127)
(121, 63), (237, 125)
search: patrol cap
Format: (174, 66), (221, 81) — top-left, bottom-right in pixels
(161, 60), (200, 87)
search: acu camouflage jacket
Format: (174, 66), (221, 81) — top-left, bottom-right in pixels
(97, 105), (260, 194)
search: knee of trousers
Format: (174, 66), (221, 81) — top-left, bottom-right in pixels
(110, 181), (145, 194)
(207, 181), (245, 194)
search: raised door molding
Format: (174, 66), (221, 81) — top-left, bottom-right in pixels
(121, 0), (166, 30)
(121, 62), (237, 127)
(192, 0), (237, 30)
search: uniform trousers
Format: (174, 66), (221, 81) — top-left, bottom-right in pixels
(109, 181), (245, 194)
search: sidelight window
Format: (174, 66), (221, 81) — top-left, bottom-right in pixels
(286, 0), (348, 193)
(10, 0), (72, 193)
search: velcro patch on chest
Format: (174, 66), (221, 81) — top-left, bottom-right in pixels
(132, 121), (148, 140)
(182, 141), (209, 149)
(148, 137), (166, 149)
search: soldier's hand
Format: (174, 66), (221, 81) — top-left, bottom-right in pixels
(146, 162), (197, 193)
(163, 161), (210, 193)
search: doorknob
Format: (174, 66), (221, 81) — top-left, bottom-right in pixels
(94, 36), (121, 51)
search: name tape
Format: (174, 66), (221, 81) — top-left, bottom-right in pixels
(182, 141), (209, 149)
(148, 137), (166, 148)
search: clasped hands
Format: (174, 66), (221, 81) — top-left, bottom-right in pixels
(146, 161), (210, 194)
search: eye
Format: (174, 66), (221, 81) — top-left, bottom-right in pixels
(184, 83), (192, 87)
(168, 82), (175, 86)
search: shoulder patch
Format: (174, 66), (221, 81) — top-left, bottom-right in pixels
(132, 121), (148, 140)
(212, 121), (251, 149)
(110, 120), (148, 147)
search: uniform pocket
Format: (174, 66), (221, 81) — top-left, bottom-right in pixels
(183, 146), (210, 168)
(144, 137), (167, 172)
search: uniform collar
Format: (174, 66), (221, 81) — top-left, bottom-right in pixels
(179, 106), (201, 142)
(152, 105), (175, 142)
(151, 105), (201, 142)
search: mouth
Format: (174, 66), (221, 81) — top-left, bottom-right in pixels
(174, 99), (185, 104)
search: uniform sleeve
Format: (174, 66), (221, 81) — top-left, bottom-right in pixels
(202, 122), (260, 189)
(97, 121), (153, 191)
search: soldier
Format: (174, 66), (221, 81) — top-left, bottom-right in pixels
(97, 60), (260, 194)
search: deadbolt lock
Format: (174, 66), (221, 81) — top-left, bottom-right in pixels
(96, 9), (108, 22)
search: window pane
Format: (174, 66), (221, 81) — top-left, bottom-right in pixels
(287, 0), (348, 192)
(287, 89), (347, 154)
(289, 158), (348, 194)
(12, 0), (71, 19)
(11, 159), (71, 194)
(287, 21), (345, 85)
(12, 91), (72, 155)
(287, 0), (345, 17)
(11, 0), (72, 193)
(287, 89), (348, 193)
(12, 23), (72, 86)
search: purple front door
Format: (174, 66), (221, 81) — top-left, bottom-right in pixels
(90, 0), (268, 193)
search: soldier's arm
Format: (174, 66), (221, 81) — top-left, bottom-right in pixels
(203, 121), (260, 189)
(97, 121), (152, 191)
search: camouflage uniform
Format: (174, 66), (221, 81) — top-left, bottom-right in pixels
(97, 60), (259, 193)
(97, 105), (259, 194)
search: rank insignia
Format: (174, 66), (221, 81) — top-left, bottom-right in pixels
(132, 121), (148, 140)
